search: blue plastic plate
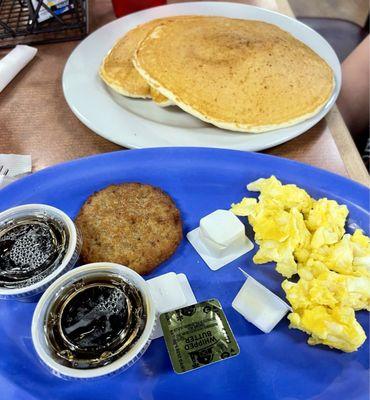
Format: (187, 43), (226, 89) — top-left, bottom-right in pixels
(0, 148), (368, 400)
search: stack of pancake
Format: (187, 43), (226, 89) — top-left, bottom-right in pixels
(100, 16), (334, 133)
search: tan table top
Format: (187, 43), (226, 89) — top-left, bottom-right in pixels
(0, 0), (368, 186)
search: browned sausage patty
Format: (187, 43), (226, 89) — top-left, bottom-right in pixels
(76, 183), (183, 274)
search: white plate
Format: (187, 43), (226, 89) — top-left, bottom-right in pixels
(62, 1), (341, 151)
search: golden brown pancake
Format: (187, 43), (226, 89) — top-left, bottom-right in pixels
(150, 86), (173, 107)
(134, 17), (334, 132)
(99, 16), (200, 99)
(99, 20), (164, 98)
(76, 183), (183, 275)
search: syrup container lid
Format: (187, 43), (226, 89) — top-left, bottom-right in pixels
(32, 262), (156, 380)
(0, 204), (81, 301)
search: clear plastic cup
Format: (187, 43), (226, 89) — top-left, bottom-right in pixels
(32, 262), (156, 380)
(232, 270), (291, 333)
(0, 204), (81, 301)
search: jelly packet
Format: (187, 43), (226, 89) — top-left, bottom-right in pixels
(160, 299), (240, 374)
(31, 1), (74, 23)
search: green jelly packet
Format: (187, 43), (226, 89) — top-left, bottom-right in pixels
(160, 299), (240, 374)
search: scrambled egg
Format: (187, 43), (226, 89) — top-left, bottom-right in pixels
(231, 176), (370, 352)
(288, 306), (365, 353)
(232, 177), (312, 278)
(306, 198), (348, 248)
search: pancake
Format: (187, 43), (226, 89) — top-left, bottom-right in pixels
(150, 86), (173, 107)
(99, 16), (199, 99)
(134, 17), (334, 132)
(99, 19), (165, 98)
(76, 183), (183, 275)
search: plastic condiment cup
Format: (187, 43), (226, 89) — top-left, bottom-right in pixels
(0, 204), (81, 301)
(147, 272), (187, 314)
(147, 272), (197, 340)
(232, 269), (291, 333)
(32, 262), (156, 380)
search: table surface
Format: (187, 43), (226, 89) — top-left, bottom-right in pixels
(0, 0), (369, 186)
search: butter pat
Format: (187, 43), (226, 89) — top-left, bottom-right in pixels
(199, 210), (246, 256)
(147, 272), (197, 339)
(232, 269), (291, 333)
(187, 210), (254, 271)
(147, 272), (186, 314)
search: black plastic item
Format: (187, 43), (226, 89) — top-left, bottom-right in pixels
(0, 0), (88, 48)
(297, 16), (369, 62)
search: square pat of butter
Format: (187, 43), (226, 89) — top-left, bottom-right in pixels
(147, 272), (197, 340)
(200, 209), (245, 249)
(147, 272), (186, 314)
(187, 210), (254, 271)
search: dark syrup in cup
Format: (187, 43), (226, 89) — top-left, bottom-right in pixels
(0, 215), (69, 289)
(45, 274), (147, 369)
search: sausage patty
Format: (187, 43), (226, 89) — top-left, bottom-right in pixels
(76, 183), (183, 274)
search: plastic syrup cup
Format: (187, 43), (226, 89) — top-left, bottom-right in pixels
(32, 262), (156, 380)
(0, 204), (81, 301)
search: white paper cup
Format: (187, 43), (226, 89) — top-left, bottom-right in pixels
(0, 204), (81, 301)
(32, 262), (156, 380)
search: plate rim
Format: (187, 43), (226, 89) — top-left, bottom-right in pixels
(0, 148), (368, 210)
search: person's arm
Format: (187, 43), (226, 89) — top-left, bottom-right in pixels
(337, 35), (369, 148)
